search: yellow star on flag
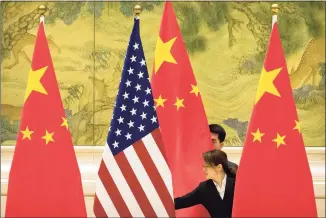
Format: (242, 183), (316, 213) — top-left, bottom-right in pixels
(61, 117), (69, 130)
(174, 97), (185, 111)
(21, 126), (34, 140)
(24, 66), (48, 102)
(272, 133), (286, 148)
(255, 67), (282, 104)
(41, 130), (55, 145)
(293, 120), (301, 133)
(251, 128), (265, 143)
(190, 84), (199, 96)
(154, 37), (177, 73)
(154, 95), (167, 108)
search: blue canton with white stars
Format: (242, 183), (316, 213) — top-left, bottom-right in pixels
(107, 18), (159, 156)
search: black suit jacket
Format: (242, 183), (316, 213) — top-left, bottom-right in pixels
(174, 177), (235, 218)
(228, 160), (238, 171)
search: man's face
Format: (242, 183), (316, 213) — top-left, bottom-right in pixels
(211, 132), (223, 150)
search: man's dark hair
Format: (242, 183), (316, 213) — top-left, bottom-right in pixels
(209, 124), (226, 143)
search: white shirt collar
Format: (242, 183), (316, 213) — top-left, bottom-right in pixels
(213, 174), (227, 199)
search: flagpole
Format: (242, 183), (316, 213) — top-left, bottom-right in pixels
(271, 4), (279, 27)
(39, 5), (46, 23)
(134, 5), (142, 19)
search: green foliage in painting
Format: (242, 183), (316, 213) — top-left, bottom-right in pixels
(9, 1), (322, 56)
(87, 2), (105, 18)
(47, 2), (86, 25)
(200, 2), (229, 31)
(1, 116), (16, 133)
(0, 2), (324, 147)
(89, 48), (110, 71)
(293, 62), (325, 110)
(0, 116), (19, 143)
(293, 85), (325, 110)
(278, 12), (305, 57)
(185, 35), (207, 54)
(297, 2), (325, 38)
(173, 3), (207, 54)
(318, 62), (325, 90)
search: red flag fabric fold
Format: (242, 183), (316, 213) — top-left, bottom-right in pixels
(151, 2), (211, 217)
(5, 21), (87, 217)
(232, 22), (317, 217)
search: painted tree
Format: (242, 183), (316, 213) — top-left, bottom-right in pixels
(2, 2), (324, 58)
(1, 2), (324, 145)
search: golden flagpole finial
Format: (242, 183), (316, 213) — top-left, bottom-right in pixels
(271, 4), (279, 15)
(38, 5), (47, 23)
(134, 5), (142, 19)
(271, 4), (279, 27)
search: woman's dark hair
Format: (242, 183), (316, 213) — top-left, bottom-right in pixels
(202, 149), (236, 177)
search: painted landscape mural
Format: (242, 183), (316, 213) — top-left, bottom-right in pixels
(1, 2), (325, 146)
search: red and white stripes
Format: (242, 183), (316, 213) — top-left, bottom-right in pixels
(94, 128), (175, 217)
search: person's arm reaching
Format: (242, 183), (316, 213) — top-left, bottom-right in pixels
(174, 185), (201, 209)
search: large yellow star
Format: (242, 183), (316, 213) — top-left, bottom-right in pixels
(251, 128), (265, 143)
(24, 66), (48, 102)
(21, 126), (34, 140)
(154, 95), (167, 108)
(272, 133), (286, 148)
(154, 37), (177, 73)
(190, 84), (199, 96)
(293, 120), (301, 133)
(61, 117), (69, 130)
(174, 97), (185, 111)
(41, 130), (55, 145)
(255, 67), (282, 104)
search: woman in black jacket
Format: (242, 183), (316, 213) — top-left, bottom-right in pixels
(174, 149), (237, 218)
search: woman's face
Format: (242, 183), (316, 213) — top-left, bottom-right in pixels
(203, 163), (222, 180)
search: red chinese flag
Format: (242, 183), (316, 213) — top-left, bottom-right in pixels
(5, 21), (87, 217)
(232, 22), (317, 217)
(151, 2), (211, 217)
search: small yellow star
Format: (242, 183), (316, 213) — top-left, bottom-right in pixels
(272, 133), (286, 148)
(174, 97), (185, 111)
(24, 66), (48, 102)
(154, 37), (177, 73)
(41, 130), (55, 145)
(251, 128), (265, 143)
(190, 84), (199, 96)
(21, 126), (34, 140)
(255, 67), (282, 104)
(61, 117), (69, 130)
(293, 120), (301, 133)
(154, 95), (167, 108)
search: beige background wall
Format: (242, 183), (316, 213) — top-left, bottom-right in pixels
(1, 146), (325, 217)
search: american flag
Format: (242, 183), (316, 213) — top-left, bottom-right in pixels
(93, 18), (175, 218)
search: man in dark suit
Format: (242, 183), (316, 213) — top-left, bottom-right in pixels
(209, 124), (238, 171)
